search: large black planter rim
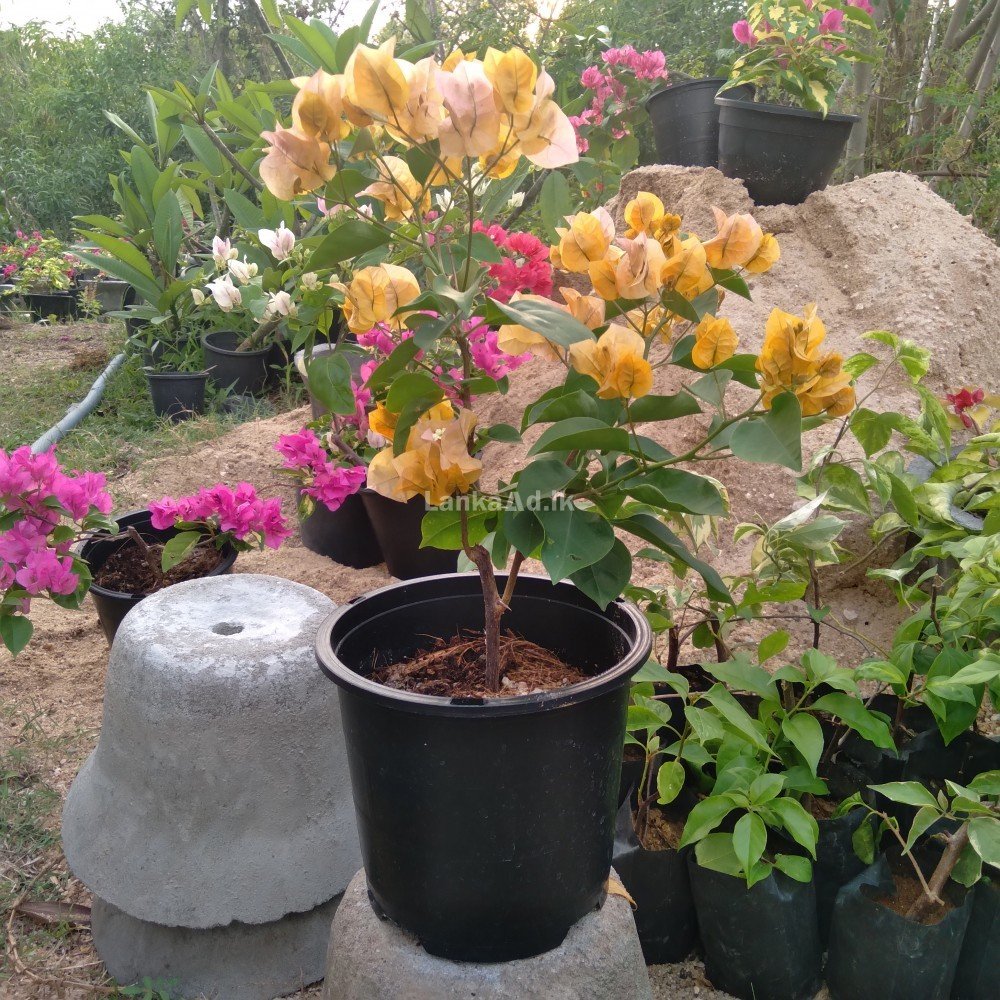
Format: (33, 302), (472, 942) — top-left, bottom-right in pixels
(315, 572), (651, 718)
(715, 95), (859, 125)
(644, 75), (729, 107)
(202, 329), (271, 357)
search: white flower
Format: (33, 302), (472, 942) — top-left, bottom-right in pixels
(227, 258), (258, 283)
(367, 429), (388, 449)
(258, 221), (295, 261)
(357, 204), (374, 219)
(191, 288), (206, 306)
(265, 290), (296, 318)
(507, 191), (525, 209)
(434, 190), (454, 214)
(301, 272), (321, 291)
(207, 275), (241, 312)
(212, 235), (237, 268)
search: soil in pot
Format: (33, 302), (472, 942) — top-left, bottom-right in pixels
(203, 330), (273, 396)
(826, 855), (973, 1000)
(315, 573), (652, 962)
(93, 536), (223, 595)
(716, 97), (858, 205)
(646, 78), (753, 167)
(688, 855), (822, 1000)
(951, 877), (999, 1000)
(613, 797), (699, 964)
(298, 492), (382, 569)
(360, 490), (457, 579)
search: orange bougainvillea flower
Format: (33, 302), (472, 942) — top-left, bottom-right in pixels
(333, 263), (421, 333)
(588, 247), (626, 301)
(622, 192), (682, 242)
(496, 293), (565, 360)
(369, 399), (453, 444)
(555, 208), (616, 273)
(344, 38), (410, 127)
(703, 207), (764, 270)
(756, 305), (855, 416)
(511, 70), (579, 168)
(691, 315), (739, 369)
(438, 59), (502, 158)
(660, 235), (714, 301)
(569, 326), (653, 400)
(291, 69), (352, 142)
(367, 409), (482, 506)
(614, 233), (667, 300)
(397, 55), (444, 143)
(745, 232), (781, 274)
(484, 47), (538, 117)
(559, 287), (606, 331)
(360, 155), (429, 221)
(259, 125), (335, 200)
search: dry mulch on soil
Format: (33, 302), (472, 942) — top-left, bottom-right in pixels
(92, 537), (225, 596)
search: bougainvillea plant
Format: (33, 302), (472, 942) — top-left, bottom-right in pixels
(258, 37), (856, 690)
(726, 0), (876, 114)
(148, 484), (292, 571)
(0, 447), (116, 654)
(0, 231), (78, 294)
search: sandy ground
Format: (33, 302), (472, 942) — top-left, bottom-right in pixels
(2, 167), (999, 997)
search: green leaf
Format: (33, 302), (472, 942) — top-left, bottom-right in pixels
(773, 853), (813, 883)
(539, 170), (571, 241)
(694, 833), (744, 878)
(529, 417), (630, 456)
(657, 760), (686, 805)
(515, 458), (576, 504)
(704, 658), (777, 699)
(952, 842), (984, 887)
(758, 629), (790, 663)
(730, 392), (803, 471)
(852, 816), (876, 864)
(152, 192), (183, 275)
(812, 692), (895, 750)
(850, 407), (894, 457)
(905, 806), (941, 852)
(629, 469), (729, 516)
(420, 507), (493, 550)
(484, 423), (522, 443)
(842, 352), (880, 380)
(0, 615), (33, 656)
(733, 813), (767, 874)
(502, 508), (543, 557)
(781, 714), (824, 776)
(768, 797), (819, 857)
(161, 531), (202, 572)
(224, 187), (267, 232)
(569, 539), (632, 609)
(306, 352), (355, 415)
(679, 796), (738, 848)
(310, 221), (391, 268)
(870, 781), (940, 808)
(181, 123), (225, 175)
(627, 392), (701, 422)
(489, 296), (596, 348)
(968, 816), (1000, 866)
(535, 503), (615, 582)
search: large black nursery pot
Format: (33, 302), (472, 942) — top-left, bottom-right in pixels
(315, 573), (652, 962)
(613, 798), (699, 963)
(78, 509), (237, 644)
(952, 876), (1000, 1000)
(814, 805), (872, 945)
(25, 290), (78, 321)
(826, 854), (973, 1000)
(645, 78), (753, 167)
(145, 370), (208, 423)
(80, 278), (130, 313)
(687, 855), (823, 1000)
(716, 97), (859, 205)
(360, 491), (457, 580)
(203, 329), (274, 395)
(298, 491), (382, 569)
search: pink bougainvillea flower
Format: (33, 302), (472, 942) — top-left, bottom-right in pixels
(732, 19), (757, 46)
(945, 387), (986, 428)
(820, 9), (846, 32)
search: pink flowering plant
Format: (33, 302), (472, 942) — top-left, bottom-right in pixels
(0, 447), (116, 655)
(726, 0), (876, 114)
(0, 231), (78, 294)
(147, 484), (292, 572)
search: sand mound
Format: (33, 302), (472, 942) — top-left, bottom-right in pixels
(4, 169), (996, 736)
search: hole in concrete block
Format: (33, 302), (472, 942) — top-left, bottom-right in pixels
(211, 622), (245, 636)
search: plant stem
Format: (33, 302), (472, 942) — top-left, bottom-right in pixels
(501, 550), (525, 608)
(126, 526), (163, 586)
(236, 314), (282, 352)
(461, 507), (503, 690)
(906, 824), (969, 921)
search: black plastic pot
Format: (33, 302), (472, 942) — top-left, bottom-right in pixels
(815, 806), (872, 945)
(688, 856), (822, 1000)
(80, 278), (129, 313)
(613, 798), (698, 964)
(962, 731), (1000, 782)
(360, 491), (457, 580)
(25, 290), (78, 321)
(78, 509), (237, 644)
(298, 491), (382, 569)
(145, 370), (207, 423)
(203, 330), (273, 395)
(645, 78), (753, 167)
(716, 97), (859, 205)
(826, 855), (973, 1000)
(952, 877), (999, 1000)
(315, 573), (652, 962)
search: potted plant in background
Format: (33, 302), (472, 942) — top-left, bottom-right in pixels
(827, 776), (999, 1000)
(3, 231), (80, 320)
(79, 483), (290, 643)
(75, 248), (131, 313)
(717, 0), (876, 204)
(144, 333), (211, 423)
(251, 30), (864, 962)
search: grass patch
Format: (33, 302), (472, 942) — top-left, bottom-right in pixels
(1, 319), (305, 475)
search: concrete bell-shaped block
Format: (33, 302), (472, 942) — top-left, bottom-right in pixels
(63, 573), (361, 929)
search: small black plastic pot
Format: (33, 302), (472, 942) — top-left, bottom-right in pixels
(688, 855), (822, 1000)
(645, 78), (753, 167)
(25, 290), (78, 321)
(203, 329), (273, 396)
(826, 855), (973, 1000)
(298, 492), (382, 569)
(613, 797), (698, 964)
(78, 509), (237, 644)
(360, 491), (457, 580)
(145, 370), (208, 423)
(952, 877), (1000, 1000)
(315, 573), (652, 962)
(716, 97), (859, 205)
(815, 805), (872, 945)
(962, 731), (1000, 782)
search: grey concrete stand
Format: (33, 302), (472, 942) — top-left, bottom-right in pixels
(62, 574), (360, 999)
(322, 869), (653, 1000)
